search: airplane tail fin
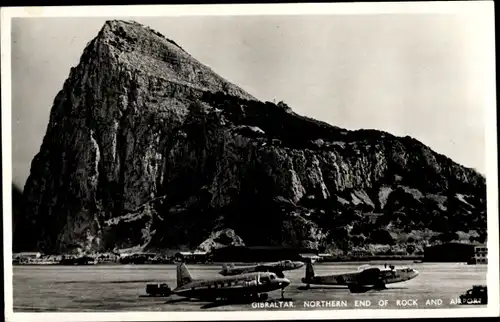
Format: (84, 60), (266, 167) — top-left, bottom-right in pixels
(305, 260), (315, 280)
(176, 262), (193, 288)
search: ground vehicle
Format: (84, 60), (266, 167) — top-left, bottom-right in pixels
(459, 285), (487, 305)
(145, 283), (172, 297)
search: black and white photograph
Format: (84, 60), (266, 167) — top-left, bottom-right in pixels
(2, 2), (498, 321)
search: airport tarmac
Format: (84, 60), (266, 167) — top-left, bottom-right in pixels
(13, 261), (487, 311)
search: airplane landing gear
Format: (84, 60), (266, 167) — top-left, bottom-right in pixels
(374, 282), (387, 291)
(280, 288), (285, 300)
(252, 293), (268, 301)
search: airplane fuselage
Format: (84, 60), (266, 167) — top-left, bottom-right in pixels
(174, 272), (290, 300)
(220, 260), (304, 276)
(303, 267), (419, 286)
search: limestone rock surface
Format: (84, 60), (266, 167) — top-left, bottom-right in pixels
(15, 20), (487, 254)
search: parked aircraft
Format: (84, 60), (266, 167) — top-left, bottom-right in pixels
(301, 261), (419, 293)
(172, 262), (291, 301)
(219, 260), (304, 278)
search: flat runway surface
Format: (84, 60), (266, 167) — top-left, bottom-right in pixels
(13, 261), (487, 311)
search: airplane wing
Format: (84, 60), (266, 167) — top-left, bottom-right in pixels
(254, 265), (286, 278)
(357, 267), (382, 284)
(345, 268), (386, 293)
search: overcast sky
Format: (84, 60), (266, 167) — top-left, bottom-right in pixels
(11, 13), (494, 188)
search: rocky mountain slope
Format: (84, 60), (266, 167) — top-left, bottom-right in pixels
(14, 20), (487, 255)
(12, 184), (24, 237)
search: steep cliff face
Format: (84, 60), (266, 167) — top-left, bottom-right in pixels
(16, 20), (487, 254)
(12, 184), (24, 238)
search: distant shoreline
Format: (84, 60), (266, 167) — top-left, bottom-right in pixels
(12, 255), (427, 266)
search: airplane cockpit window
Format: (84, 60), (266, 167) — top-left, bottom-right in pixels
(260, 276), (271, 283)
(270, 275), (276, 280)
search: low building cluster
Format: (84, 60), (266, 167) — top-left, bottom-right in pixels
(14, 243), (486, 265)
(424, 243), (488, 264)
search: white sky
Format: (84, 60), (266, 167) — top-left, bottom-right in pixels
(10, 13), (494, 188)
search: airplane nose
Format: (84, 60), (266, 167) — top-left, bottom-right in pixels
(412, 270), (419, 278)
(295, 261), (305, 269)
(278, 277), (291, 287)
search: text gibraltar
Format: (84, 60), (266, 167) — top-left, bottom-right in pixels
(252, 301), (294, 309)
